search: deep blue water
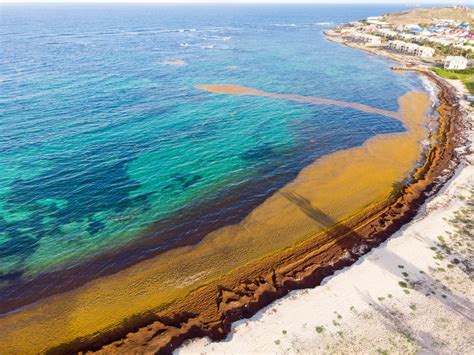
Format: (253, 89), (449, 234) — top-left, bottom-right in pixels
(0, 4), (425, 296)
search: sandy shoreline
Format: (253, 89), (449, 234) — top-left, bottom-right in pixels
(176, 28), (473, 355)
(179, 152), (473, 355)
(0, 25), (465, 355)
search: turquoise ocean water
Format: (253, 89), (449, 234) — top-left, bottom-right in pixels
(1, 4), (426, 311)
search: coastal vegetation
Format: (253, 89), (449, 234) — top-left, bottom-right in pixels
(437, 189), (474, 279)
(431, 67), (474, 94)
(431, 44), (473, 59)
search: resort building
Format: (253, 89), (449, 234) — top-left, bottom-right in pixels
(388, 40), (404, 51)
(388, 40), (435, 58)
(376, 28), (398, 39)
(405, 43), (420, 55)
(444, 56), (468, 70)
(429, 37), (454, 47)
(416, 46), (435, 58)
(349, 32), (382, 46)
(399, 33), (419, 42)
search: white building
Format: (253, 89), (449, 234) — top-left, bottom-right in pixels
(388, 40), (435, 58)
(416, 46), (435, 58)
(363, 35), (382, 46)
(366, 16), (388, 26)
(444, 56), (468, 70)
(405, 43), (420, 55)
(350, 32), (382, 46)
(377, 28), (398, 39)
(429, 37), (454, 47)
(388, 40), (406, 51)
(367, 16), (383, 21)
(399, 33), (419, 42)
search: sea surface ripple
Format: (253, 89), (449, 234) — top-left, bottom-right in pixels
(0, 4), (425, 308)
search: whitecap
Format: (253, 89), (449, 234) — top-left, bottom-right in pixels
(201, 35), (231, 41)
(315, 22), (334, 26)
(274, 23), (296, 27)
(200, 45), (216, 49)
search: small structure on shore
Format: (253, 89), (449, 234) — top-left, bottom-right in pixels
(444, 56), (468, 70)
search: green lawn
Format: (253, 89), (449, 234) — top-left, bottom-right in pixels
(431, 67), (474, 95)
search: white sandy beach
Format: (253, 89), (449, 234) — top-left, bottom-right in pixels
(177, 81), (473, 354)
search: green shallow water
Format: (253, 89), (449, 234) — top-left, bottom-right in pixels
(0, 4), (426, 304)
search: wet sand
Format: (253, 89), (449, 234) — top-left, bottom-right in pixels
(0, 73), (460, 354)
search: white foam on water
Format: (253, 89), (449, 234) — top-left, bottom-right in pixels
(200, 45), (217, 49)
(315, 22), (334, 26)
(274, 23), (297, 27)
(421, 75), (440, 109)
